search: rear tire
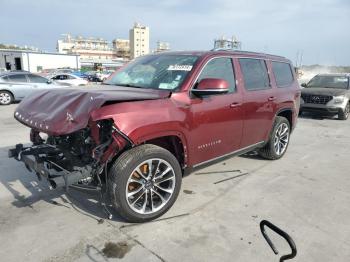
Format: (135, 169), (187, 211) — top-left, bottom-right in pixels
(0, 91), (13, 105)
(258, 116), (290, 160)
(108, 144), (182, 223)
(338, 103), (349, 120)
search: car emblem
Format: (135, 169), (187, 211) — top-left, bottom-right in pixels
(66, 112), (74, 122)
(312, 96), (320, 101)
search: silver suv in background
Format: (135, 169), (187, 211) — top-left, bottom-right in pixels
(300, 73), (350, 120)
(0, 71), (64, 105)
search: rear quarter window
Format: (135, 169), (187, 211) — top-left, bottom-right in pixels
(239, 58), (270, 91)
(272, 61), (294, 87)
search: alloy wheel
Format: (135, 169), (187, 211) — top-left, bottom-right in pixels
(125, 158), (176, 215)
(273, 123), (290, 156)
(0, 92), (11, 105)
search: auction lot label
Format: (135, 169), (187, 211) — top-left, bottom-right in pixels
(167, 65), (193, 71)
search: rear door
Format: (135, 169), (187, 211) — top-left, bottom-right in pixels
(188, 56), (244, 166)
(237, 58), (277, 147)
(27, 74), (50, 89)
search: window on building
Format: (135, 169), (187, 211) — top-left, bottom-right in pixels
(7, 74), (28, 83)
(195, 57), (236, 93)
(272, 61), (294, 87)
(239, 58), (270, 90)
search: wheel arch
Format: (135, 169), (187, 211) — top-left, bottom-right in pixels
(137, 132), (188, 171)
(276, 108), (293, 129)
(265, 108), (294, 142)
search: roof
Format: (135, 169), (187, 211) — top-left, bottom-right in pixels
(0, 49), (80, 56)
(316, 73), (350, 77)
(150, 50), (288, 61)
(0, 70), (31, 77)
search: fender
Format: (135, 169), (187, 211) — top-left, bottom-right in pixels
(90, 98), (190, 164)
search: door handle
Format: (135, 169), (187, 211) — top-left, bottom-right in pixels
(268, 96), (277, 101)
(230, 102), (242, 108)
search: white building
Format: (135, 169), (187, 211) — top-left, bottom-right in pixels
(0, 49), (80, 73)
(57, 34), (116, 60)
(155, 41), (170, 53)
(129, 23), (150, 59)
(112, 39), (130, 59)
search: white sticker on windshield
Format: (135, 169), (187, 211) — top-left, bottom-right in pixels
(167, 65), (193, 71)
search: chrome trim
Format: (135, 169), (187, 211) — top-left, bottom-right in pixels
(193, 141), (265, 168)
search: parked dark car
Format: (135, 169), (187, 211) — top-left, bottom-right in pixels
(300, 74), (350, 120)
(9, 50), (300, 222)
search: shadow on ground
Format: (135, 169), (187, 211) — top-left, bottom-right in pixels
(0, 145), (124, 222)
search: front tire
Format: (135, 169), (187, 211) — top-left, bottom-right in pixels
(338, 103), (349, 120)
(258, 116), (291, 160)
(0, 91), (13, 105)
(108, 144), (182, 223)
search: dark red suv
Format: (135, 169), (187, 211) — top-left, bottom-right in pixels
(9, 50), (300, 222)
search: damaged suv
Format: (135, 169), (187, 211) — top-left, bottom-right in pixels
(9, 51), (300, 222)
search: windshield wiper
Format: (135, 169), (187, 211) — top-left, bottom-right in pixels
(115, 84), (144, 88)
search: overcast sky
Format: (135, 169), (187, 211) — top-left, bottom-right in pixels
(1, 0), (349, 65)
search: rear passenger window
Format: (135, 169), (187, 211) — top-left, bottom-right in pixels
(272, 61), (294, 87)
(239, 58), (270, 90)
(197, 57), (236, 93)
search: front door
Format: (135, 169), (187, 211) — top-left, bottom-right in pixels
(188, 57), (244, 166)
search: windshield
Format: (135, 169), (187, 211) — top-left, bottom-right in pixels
(307, 75), (349, 89)
(105, 54), (199, 90)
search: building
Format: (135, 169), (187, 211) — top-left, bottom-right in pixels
(57, 34), (116, 60)
(112, 39), (130, 59)
(155, 41), (170, 53)
(129, 23), (150, 59)
(214, 36), (242, 50)
(0, 49), (80, 73)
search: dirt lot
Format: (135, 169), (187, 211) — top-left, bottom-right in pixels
(0, 104), (349, 262)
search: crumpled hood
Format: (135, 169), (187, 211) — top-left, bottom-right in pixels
(301, 87), (348, 97)
(14, 85), (170, 135)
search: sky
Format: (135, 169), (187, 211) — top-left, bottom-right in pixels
(0, 0), (349, 66)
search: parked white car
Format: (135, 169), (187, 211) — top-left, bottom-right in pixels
(50, 73), (88, 86)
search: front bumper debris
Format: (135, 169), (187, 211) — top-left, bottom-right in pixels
(8, 143), (92, 190)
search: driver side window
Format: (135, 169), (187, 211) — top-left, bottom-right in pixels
(196, 57), (236, 93)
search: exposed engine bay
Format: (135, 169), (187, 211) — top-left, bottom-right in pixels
(8, 119), (130, 191)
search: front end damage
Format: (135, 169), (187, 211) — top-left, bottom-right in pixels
(8, 119), (131, 191)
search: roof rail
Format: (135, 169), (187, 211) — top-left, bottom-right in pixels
(209, 49), (286, 59)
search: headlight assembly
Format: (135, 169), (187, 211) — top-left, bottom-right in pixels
(333, 95), (345, 104)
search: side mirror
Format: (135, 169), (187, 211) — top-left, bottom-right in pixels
(301, 83), (307, 88)
(47, 79), (52, 84)
(192, 78), (229, 97)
